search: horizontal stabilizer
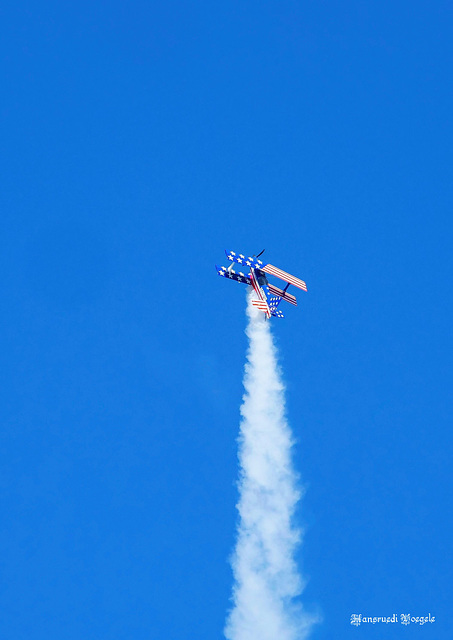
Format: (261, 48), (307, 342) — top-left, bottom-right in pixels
(262, 264), (307, 291)
(251, 299), (271, 318)
(267, 283), (297, 306)
(268, 297), (285, 318)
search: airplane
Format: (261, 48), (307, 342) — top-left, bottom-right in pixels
(215, 249), (307, 319)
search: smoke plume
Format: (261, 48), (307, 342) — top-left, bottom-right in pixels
(225, 293), (317, 640)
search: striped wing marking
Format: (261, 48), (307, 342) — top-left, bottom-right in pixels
(262, 264), (307, 292)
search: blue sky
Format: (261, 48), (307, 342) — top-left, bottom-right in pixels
(1, 1), (452, 638)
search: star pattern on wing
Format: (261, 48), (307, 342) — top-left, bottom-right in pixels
(226, 251), (263, 269)
(216, 264), (251, 286)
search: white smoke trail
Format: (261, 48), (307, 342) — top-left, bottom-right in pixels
(225, 293), (317, 640)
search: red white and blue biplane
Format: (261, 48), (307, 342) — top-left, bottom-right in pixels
(215, 250), (307, 319)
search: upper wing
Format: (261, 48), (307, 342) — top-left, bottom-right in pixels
(267, 283), (297, 306)
(225, 250), (264, 270)
(262, 264), (307, 292)
(216, 265), (251, 285)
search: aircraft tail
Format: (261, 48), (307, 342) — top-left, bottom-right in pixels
(268, 296), (284, 318)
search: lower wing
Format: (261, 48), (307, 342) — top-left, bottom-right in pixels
(216, 265), (251, 285)
(267, 283), (298, 306)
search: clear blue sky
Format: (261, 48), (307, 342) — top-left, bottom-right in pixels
(1, 1), (451, 638)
